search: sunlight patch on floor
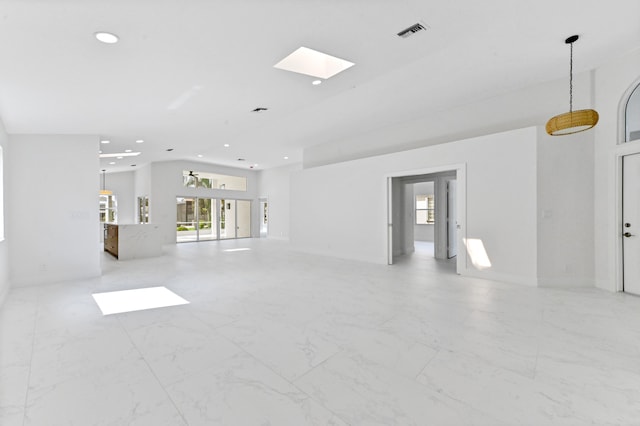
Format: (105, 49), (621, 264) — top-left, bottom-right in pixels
(92, 286), (189, 315)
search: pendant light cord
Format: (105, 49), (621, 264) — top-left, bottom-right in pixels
(569, 41), (573, 114)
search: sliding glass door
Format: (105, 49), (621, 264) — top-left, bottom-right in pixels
(177, 197), (250, 243)
(198, 198), (217, 241)
(220, 199), (235, 239)
(176, 197), (198, 242)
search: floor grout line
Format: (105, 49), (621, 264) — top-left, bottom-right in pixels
(21, 288), (41, 426)
(117, 315), (191, 426)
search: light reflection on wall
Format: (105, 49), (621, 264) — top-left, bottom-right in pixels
(463, 238), (492, 270)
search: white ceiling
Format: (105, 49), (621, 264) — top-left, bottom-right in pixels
(0, 0), (639, 172)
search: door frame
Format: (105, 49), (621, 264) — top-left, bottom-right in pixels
(385, 163), (467, 274)
(616, 77), (640, 292)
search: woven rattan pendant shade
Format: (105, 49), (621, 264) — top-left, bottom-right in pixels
(546, 109), (599, 135)
(546, 35), (599, 136)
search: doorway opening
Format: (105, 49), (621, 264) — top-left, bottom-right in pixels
(386, 165), (466, 274)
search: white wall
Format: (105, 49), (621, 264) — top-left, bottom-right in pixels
(8, 135), (100, 286)
(104, 171), (136, 224)
(0, 118), (9, 305)
(536, 128), (595, 287)
(593, 47), (640, 291)
(150, 160), (260, 244)
(258, 164), (300, 241)
(291, 127), (539, 286)
(413, 182), (434, 242)
(304, 72), (593, 168)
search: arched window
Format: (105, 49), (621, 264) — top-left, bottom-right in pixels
(626, 83), (640, 142)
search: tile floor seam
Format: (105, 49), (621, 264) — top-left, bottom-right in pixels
(20, 287), (41, 426)
(146, 328), (247, 387)
(189, 309), (240, 332)
(117, 315), (191, 426)
(224, 341), (353, 425)
(413, 348), (441, 381)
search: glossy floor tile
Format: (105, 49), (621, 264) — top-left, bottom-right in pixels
(1, 240), (639, 425)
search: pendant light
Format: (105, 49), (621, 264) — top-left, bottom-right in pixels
(545, 35), (599, 136)
(100, 169), (113, 195)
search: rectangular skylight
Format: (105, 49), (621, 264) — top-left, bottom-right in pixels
(274, 47), (354, 80)
(92, 286), (189, 315)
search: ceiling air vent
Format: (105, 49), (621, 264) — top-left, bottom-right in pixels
(397, 23), (427, 38)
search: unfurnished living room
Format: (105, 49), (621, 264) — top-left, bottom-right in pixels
(1, 1), (640, 425)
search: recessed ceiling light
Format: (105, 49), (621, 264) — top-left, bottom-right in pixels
(109, 161), (116, 165)
(100, 140), (110, 144)
(100, 152), (141, 158)
(197, 154), (203, 158)
(136, 139), (144, 144)
(117, 156), (123, 159)
(274, 46), (355, 79)
(284, 156), (289, 160)
(312, 80), (322, 86)
(224, 144), (230, 148)
(95, 32), (119, 44)
(99, 150), (102, 154)
(125, 149), (132, 153)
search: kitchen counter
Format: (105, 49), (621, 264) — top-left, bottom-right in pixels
(104, 223), (163, 260)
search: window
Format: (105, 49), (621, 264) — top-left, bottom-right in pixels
(416, 194), (435, 224)
(138, 196), (149, 223)
(626, 82), (640, 142)
(100, 194), (117, 223)
(182, 170), (247, 191)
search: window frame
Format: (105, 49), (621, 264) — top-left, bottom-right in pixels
(415, 194), (435, 225)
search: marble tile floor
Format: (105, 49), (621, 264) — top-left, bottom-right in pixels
(1, 239), (640, 425)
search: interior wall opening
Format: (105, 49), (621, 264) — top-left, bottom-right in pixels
(387, 168), (463, 274)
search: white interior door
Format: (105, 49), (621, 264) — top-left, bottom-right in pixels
(447, 179), (457, 259)
(623, 154), (640, 295)
(236, 200), (251, 238)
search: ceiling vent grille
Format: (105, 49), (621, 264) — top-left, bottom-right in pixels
(397, 23), (427, 38)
